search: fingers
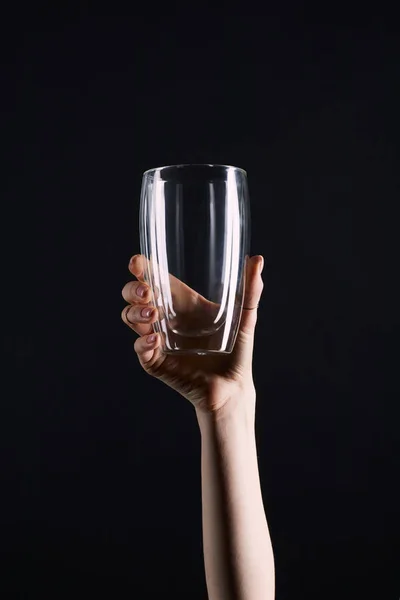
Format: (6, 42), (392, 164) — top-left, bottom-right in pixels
(128, 253), (207, 314)
(133, 332), (166, 375)
(128, 255), (161, 302)
(128, 253), (147, 282)
(121, 279), (152, 305)
(121, 256), (160, 337)
(121, 303), (159, 337)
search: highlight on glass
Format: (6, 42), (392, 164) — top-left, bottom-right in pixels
(139, 164), (251, 355)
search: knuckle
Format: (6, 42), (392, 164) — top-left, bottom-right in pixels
(133, 337), (142, 354)
(122, 305), (138, 327)
(121, 282), (133, 302)
(121, 305), (131, 323)
(122, 280), (144, 302)
(133, 338), (162, 377)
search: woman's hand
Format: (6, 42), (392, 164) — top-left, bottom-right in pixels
(121, 253), (264, 415)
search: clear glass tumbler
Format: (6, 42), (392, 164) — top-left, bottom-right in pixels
(139, 164), (251, 355)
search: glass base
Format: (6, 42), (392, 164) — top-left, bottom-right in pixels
(163, 348), (232, 356)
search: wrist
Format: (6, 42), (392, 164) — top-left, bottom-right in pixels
(195, 387), (256, 436)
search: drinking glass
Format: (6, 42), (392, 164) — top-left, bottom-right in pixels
(139, 164), (251, 355)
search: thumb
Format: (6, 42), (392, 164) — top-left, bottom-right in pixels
(230, 255), (264, 374)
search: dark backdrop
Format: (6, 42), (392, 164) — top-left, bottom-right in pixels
(2, 7), (399, 599)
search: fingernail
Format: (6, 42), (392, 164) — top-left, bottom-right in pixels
(136, 284), (147, 297)
(141, 307), (154, 318)
(147, 334), (156, 344)
(129, 254), (139, 267)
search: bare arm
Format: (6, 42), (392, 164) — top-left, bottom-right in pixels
(122, 252), (272, 596)
(196, 393), (275, 600)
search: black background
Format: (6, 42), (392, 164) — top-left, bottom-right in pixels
(2, 6), (400, 599)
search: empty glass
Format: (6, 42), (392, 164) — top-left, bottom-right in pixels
(139, 164), (251, 355)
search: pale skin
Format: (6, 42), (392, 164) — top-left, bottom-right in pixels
(121, 253), (275, 600)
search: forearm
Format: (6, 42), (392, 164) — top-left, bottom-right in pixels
(196, 394), (275, 600)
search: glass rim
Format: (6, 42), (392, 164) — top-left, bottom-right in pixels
(143, 163), (247, 176)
